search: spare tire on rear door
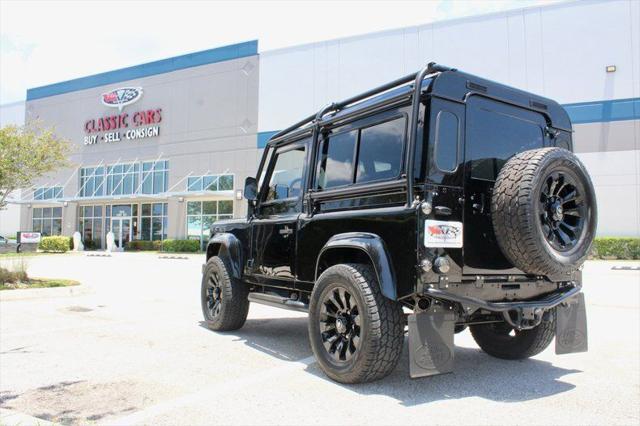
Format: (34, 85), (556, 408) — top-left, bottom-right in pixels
(491, 147), (597, 277)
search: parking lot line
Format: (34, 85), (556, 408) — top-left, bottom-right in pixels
(103, 355), (316, 426)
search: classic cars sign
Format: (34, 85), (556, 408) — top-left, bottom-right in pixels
(101, 87), (143, 111)
(84, 87), (163, 146)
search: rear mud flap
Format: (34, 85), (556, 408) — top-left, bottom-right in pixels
(408, 308), (455, 378)
(555, 293), (588, 354)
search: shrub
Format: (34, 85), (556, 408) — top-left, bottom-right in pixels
(125, 240), (162, 251)
(39, 236), (72, 252)
(162, 239), (201, 253)
(591, 238), (640, 260)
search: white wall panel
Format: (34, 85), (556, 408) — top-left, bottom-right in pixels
(431, 16), (511, 85)
(577, 150), (640, 237)
(539, 0), (635, 103)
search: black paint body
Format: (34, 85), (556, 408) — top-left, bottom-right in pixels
(207, 68), (575, 302)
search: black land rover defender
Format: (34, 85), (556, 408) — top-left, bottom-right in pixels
(201, 63), (595, 384)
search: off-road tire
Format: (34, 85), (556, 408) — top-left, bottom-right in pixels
(492, 147), (597, 276)
(308, 264), (404, 384)
(470, 313), (555, 360)
(201, 256), (249, 331)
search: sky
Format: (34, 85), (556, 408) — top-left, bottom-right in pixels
(0, 0), (562, 105)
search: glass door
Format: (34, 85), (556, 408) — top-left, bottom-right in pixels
(112, 218), (132, 250)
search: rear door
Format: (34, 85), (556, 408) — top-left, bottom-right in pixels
(463, 96), (548, 273)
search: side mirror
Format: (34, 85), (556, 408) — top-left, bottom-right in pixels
(244, 176), (258, 201)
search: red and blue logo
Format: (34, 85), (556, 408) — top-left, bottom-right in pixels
(101, 87), (143, 111)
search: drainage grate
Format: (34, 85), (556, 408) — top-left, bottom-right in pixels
(158, 255), (188, 260)
(85, 253), (112, 257)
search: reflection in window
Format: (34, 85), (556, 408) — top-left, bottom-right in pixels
(186, 200), (234, 249)
(79, 160), (168, 198)
(356, 118), (404, 184)
(32, 207), (63, 237)
(468, 106), (543, 181)
(187, 174), (234, 192)
(316, 117), (406, 189)
(434, 111), (459, 173)
(79, 205), (103, 249)
(140, 203), (168, 241)
(317, 130), (356, 190)
(265, 147), (306, 202)
(34, 186), (63, 200)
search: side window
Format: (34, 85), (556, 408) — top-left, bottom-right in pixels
(434, 111), (459, 172)
(263, 146), (306, 202)
(317, 130), (357, 190)
(356, 118), (404, 184)
(316, 116), (406, 190)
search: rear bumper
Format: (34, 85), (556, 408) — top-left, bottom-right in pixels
(424, 282), (581, 329)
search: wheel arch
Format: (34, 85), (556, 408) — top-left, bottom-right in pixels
(315, 232), (398, 300)
(206, 233), (243, 280)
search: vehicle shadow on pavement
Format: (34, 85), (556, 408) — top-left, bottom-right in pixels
(322, 345), (581, 407)
(200, 316), (581, 406)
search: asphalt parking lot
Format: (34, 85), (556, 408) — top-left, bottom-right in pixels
(0, 253), (638, 425)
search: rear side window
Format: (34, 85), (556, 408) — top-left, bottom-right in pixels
(316, 116), (406, 190)
(317, 130), (357, 190)
(467, 100), (544, 181)
(356, 118), (404, 184)
(434, 111), (459, 172)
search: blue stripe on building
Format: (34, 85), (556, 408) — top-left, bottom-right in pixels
(257, 131), (279, 148)
(563, 98), (640, 124)
(257, 98), (640, 148)
(26, 40), (258, 101)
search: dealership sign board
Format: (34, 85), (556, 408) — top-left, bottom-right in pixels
(18, 232), (42, 244)
(84, 87), (162, 146)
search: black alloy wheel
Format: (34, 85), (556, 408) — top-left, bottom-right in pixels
(319, 286), (362, 363)
(204, 269), (223, 320)
(539, 171), (586, 252)
(200, 256), (249, 331)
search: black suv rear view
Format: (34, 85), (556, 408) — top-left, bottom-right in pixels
(200, 62), (596, 383)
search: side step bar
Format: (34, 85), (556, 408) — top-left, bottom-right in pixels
(248, 293), (308, 313)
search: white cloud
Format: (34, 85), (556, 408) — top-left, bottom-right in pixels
(0, 0), (562, 104)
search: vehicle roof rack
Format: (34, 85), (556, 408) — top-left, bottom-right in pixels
(267, 62), (456, 144)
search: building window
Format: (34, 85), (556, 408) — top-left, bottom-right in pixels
(32, 207), (62, 236)
(79, 160), (168, 198)
(79, 205), (103, 249)
(141, 160), (169, 194)
(186, 174), (234, 192)
(34, 186), (63, 200)
(79, 167), (105, 197)
(140, 203), (168, 241)
(106, 163), (140, 196)
(186, 200), (233, 249)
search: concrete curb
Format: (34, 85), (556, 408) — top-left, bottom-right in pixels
(0, 408), (57, 426)
(0, 284), (90, 302)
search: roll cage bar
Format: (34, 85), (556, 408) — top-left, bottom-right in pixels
(265, 62), (457, 208)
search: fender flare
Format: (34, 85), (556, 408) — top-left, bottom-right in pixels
(315, 232), (398, 300)
(206, 233), (243, 280)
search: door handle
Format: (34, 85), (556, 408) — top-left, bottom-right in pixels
(434, 206), (452, 216)
(279, 226), (293, 238)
